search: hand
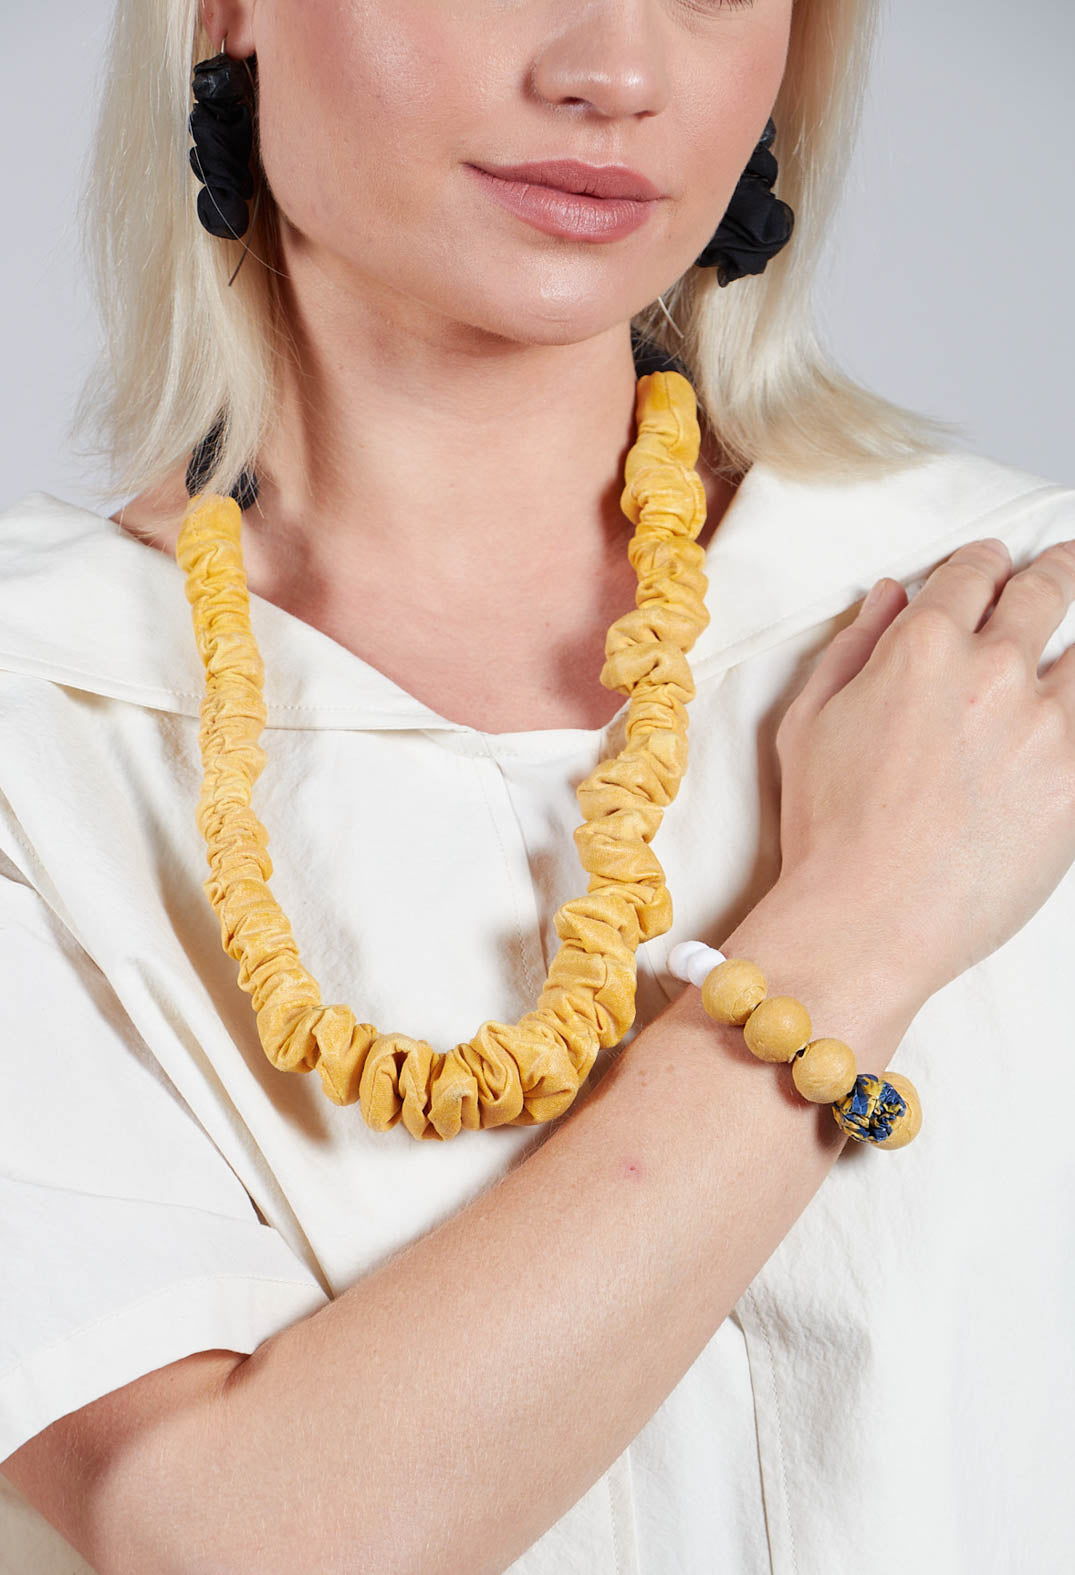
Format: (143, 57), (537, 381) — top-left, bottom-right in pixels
(771, 534), (1075, 1016)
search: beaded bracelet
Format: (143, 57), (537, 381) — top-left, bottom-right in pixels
(667, 942), (922, 1150)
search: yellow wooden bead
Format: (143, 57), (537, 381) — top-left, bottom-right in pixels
(742, 995), (812, 1063)
(791, 1037), (858, 1103)
(874, 1072), (923, 1149)
(700, 958), (768, 1026)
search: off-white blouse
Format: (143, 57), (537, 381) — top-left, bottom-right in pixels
(1, 447), (1073, 1573)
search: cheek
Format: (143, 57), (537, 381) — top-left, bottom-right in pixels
(255, 1), (484, 242)
(678, 19), (792, 212)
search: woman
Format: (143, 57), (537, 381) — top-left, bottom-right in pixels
(1, 1), (1073, 1571)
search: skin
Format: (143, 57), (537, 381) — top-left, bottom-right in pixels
(17, 17), (1075, 1566)
(114, 0), (794, 731)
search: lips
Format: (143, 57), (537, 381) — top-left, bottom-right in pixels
(470, 159), (662, 202)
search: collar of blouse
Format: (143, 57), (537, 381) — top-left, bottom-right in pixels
(0, 449), (1063, 735)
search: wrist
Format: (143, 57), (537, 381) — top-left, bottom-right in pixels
(668, 882), (922, 1078)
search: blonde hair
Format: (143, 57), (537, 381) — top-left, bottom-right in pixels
(69, 0), (962, 512)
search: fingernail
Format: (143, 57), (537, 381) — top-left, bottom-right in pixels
(863, 579), (888, 610)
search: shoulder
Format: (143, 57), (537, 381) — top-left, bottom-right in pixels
(876, 447), (1075, 571)
(776, 443), (1075, 584)
(692, 446), (1074, 677)
(789, 444), (1073, 540)
(732, 445), (1074, 590)
(897, 445), (1072, 524)
(0, 488), (203, 717)
(0, 489), (119, 625)
(0, 488), (106, 564)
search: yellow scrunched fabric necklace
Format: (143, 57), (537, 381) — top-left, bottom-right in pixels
(176, 370), (709, 1141)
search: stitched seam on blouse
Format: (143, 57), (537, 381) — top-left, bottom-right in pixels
(0, 652), (205, 702)
(460, 732), (621, 760)
(607, 1463), (626, 1575)
(747, 1284), (798, 1575)
(0, 660), (445, 720)
(468, 745), (543, 1006)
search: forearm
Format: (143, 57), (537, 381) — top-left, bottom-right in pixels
(132, 887), (918, 1575)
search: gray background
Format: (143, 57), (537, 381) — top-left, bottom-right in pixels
(3, 0), (1072, 514)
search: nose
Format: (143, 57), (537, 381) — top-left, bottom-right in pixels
(529, 3), (671, 120)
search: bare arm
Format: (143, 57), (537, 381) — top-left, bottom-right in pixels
(100, 883), (919, 1575)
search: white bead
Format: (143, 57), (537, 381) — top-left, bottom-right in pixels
(668, 940), (726, 986)
(686, 947), (726, 987)
(668, 940), (707, 976)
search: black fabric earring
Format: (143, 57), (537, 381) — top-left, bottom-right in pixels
(694, 117), (795, 285)
(189, 47), (258, 240)
(630, 328), (689, 381)
(185, 412), (261, 510)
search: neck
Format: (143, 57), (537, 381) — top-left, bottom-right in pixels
(251, 273), (676, 585)
(112, 253), (738, 605)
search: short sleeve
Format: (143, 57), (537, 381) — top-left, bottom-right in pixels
(0, 853), (332, 1465)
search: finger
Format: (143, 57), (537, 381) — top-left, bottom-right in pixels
(1039, 640), (1075, 697)
(900, 537), (1013, 630)
(781, 576), (908, 729)
(985, 540), (1075, 657)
